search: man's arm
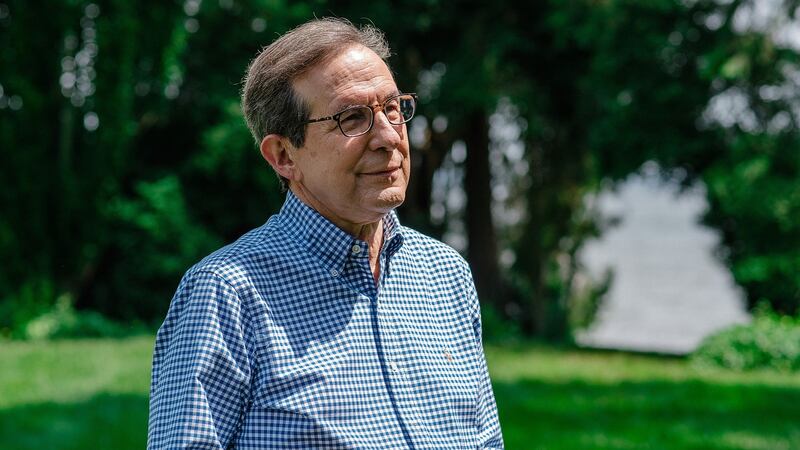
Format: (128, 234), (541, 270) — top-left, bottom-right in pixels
(468, 276), (505, 449)
(148, 270), (251, 449)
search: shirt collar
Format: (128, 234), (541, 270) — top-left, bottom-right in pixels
(278, 191), (405, 274)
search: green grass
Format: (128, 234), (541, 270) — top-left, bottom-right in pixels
(1, 337), (799, 449)
(488, 343), (800, 449)
(0, 336), (152, 450)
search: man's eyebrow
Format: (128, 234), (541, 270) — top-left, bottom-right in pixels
(384, 89), (401, 102)
(331, 101), (360, 114)
(331, 90), (402, 114)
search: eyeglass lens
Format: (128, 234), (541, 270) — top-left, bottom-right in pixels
(338, 94), (416, 136)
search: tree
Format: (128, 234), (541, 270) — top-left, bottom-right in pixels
(3, 0), (798, 339)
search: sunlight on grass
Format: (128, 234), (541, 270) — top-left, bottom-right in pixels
(0, 336), (153, 408)
(0, 336), (154, 450)
(485, 344), (800, 449)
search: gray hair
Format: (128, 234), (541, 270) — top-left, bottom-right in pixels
(241, 18), (392, 190)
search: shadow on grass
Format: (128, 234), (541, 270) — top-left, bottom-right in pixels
(495, 378), (800, 450)
(0, 393), (148, 450)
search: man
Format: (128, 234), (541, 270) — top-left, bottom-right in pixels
(147, 18), (503, 449)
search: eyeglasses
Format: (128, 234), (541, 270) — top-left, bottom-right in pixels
(301, 93), (417, 137)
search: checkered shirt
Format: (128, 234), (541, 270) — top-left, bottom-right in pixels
(147, 191), (503, 449)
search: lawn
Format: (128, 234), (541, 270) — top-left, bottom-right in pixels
(1, 336), (798, 449)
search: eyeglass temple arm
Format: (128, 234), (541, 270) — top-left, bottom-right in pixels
(303, 115), (338, 124)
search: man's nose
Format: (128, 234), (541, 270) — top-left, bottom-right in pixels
(368, 110), (403, 151)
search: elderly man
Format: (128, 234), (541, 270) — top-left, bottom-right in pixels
(147, 18), (503, 449)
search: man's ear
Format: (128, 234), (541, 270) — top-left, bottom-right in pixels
(260, 134), (299, 181)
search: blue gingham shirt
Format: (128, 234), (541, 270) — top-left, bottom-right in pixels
(148, 192), (503, 449)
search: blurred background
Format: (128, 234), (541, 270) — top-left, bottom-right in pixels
(1, 0), (799, 448)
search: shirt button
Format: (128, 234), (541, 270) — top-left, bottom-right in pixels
(330, 268), (339, 277)
(351, 244), (362, 255)
(388, 361), (399, 372)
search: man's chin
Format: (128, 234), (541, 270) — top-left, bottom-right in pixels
(375, 187), (406, 209)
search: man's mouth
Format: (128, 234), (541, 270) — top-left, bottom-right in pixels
(363, 166), (401, 176)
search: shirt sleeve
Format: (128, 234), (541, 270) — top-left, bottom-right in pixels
(148, 269), (251, 449)
(468, 275), (505, 449)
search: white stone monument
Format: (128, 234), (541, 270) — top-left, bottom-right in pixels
(576, 164), (751, 354)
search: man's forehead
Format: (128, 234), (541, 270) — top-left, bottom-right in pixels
(298, 45), (397, 111)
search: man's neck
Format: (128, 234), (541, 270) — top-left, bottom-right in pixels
(360, 221), (384, 284)
(290, 185), (385, 283)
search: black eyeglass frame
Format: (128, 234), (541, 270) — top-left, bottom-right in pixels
(300, 92), (418, 137)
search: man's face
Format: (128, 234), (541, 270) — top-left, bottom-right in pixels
(289, 45), (411, 227)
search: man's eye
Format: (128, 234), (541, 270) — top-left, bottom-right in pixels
(340, 109), (368, 123)
(384, 101), (401, 121)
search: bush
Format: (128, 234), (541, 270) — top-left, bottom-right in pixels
(81, 175), (223, 322)
(691, 304), (800, 372)
(0, 278), (58, 338)
(21, 295), (143, 340)
(481, 304), (522, 344)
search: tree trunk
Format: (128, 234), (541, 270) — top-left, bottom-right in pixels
(403, 128), (450, 237)
(517, 140), (548, 337)
(464, 109), (503, 307)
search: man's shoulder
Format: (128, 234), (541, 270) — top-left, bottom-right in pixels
(396, 226), (478, 315)
(398, 225), (470, 270)
(185, 216), (288, 286)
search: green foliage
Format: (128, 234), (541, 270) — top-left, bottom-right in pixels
(22, 295), (140, 340)
(111, 176), (220, 278)
(702, 134), (800, 313)
(2, 0), (800, 340)
(692, 304), (800, 372)
(2, 286), (143, 340)
(0, 0), (293, 327)
(568, 268), (613, 332)
(480, 305), (522, 344)
(84, 175), (223, 321)
(689, 2), (800, 315)
(0, 279), (59, 339)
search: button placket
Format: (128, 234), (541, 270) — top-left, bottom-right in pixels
(377, 308), (399, 370)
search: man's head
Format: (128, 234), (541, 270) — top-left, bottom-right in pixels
(242, 18), (412, 229)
